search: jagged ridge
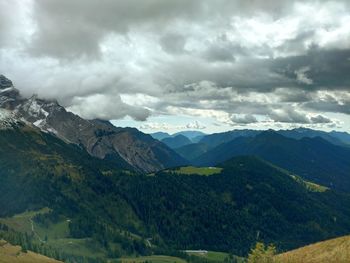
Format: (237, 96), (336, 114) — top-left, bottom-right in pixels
(0, 75), (187, 172)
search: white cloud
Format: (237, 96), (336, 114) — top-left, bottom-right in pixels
(140, 120), (206, 131)
(186, 121), (206, 129)
(68, 94), (150, 121)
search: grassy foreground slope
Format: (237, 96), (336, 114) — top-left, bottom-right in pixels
(276, 235), (350, 263)
(0, 240), (62, 263)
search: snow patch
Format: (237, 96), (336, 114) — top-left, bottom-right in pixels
(33, 119), (45, 128)
(46, 127), (58, 135)
(0, 108), (11, 120)
(23, 97), (50, 119)
(0, 87), (14, 93)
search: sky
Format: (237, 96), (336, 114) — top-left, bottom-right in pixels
(0, 0), (350, 134)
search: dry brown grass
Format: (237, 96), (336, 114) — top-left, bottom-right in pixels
(0, 240), (62, 263)
(276, 235), (350, 263)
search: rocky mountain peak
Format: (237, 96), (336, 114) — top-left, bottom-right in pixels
(0, 75), (187, 172)
(0, 75), (21, 110)
(0, 75), (13, 89)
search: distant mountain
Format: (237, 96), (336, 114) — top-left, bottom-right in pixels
(161, 134), (192, 149)
(329, 130), (350, 145)
(0, 75), (187, 172)
(198, 128), (350, 149)
(195, 131), (350, 192)
(172, 130), (206, 141)
(174, 128), (350, 163)
(151, 130), (206, 143)
(150, 131), (171, 141)
(175, 142), (209, 160)
(198, 129), (261, 149)
(276, 127), (346, 146)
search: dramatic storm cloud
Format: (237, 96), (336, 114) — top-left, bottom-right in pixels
(0, 0), (349, 132)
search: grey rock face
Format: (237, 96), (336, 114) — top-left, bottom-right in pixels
(0, 75), (13, 89)
(0, 75), (21, 109)
(0, 75), (187, 172)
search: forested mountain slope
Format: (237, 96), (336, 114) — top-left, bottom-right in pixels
(195, 131), (350, 192)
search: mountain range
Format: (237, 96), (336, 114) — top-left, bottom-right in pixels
(160, 127), (350, 151)
(2, 122), (350, 260)
(151, 131), (206, 149)
(0, 75), (187, 173)
(193, 131), (350, 192)
(1, 75), (350, 262)
(149, 127), (350, 192)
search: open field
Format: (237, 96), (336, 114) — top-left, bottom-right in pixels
(169, 166), (223, 176)
(289, 175), (329, 192)
(276, 235), (350, 263)
(0, 208), (50, 234)
(0, 240), (62, 263)
(47, 238), (105, 258)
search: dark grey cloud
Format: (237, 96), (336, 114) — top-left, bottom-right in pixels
(201, 36), (246, 62)
(271, 48), (350, 91)
(231, 114), (258, 124)
(304, 93), (350, 115)
(268, 108), (332, 124)
(310, 115), (332, 124)
(275, 88), (312, 103)
(203, 45), (236, 62)
(265, 108), (308, 124)
(160, 33), (186, 55)
(26, 0), (312, 59)
(29, 0), (204, 58)
(276, 30), (315, 55)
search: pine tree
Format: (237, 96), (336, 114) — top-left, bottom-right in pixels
(247, 242), (278, 263)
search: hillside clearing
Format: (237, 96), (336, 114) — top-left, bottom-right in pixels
(168, 166), (223, 176)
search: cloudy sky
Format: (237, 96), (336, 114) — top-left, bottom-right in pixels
(1, 0), (350, 133)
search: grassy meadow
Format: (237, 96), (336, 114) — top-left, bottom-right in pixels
(276, 235), (350, 263)
(169, 166), (223, 176)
